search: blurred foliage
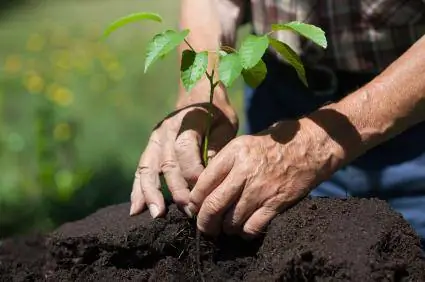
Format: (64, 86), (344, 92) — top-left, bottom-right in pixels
(0, 0), (245, 238)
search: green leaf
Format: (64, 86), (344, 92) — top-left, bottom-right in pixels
(218, 53), (243, 88)
(268, 37), (308, 86)
(239, 35), (269, 69)
(271, 21), (327, 48)
(180, 50), (208, 91)
(145, 29), (189, 72)
(103, 12), (162, 38)
(242, 59), (267, 88)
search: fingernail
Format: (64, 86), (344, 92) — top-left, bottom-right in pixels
(129, 204), (137, 216)
(183, 205), (194, 218)
(187, 203), (198, 216)
(148, 204), (160, 218)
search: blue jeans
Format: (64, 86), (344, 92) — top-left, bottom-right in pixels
(244, 52), (425, 249)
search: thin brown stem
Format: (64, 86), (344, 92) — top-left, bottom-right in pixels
(182, 38), (217, 282)
(184, 39), (196, 52)
(202, 70), (217, 166)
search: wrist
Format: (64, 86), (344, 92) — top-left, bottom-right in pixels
(302, 95), (376, 169)
(265, 118), (346, 187)
(298, 116), (348, 179)
(176, 79), (238, 128)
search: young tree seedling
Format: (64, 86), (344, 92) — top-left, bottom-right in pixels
(103, 11), (327, 280)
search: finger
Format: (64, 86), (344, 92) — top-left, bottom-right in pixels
(138, 135), (165, 219)
(242, 206), (278, 239)
(206, 122), (236, 161)
(223, 190), (259, 234)
(162, 129), (191, 209)
(174, 129), (204, 187)
(129, 172), (145, 216)
(189, 149), (235, 213)
(196, 170), (244, 236)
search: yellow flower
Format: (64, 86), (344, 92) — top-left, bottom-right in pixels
(72, 49), (93, 74)
(52, 87), (74, 107)
(50, 50), (71, 70)
(54, 169), (75, 201)
(26, 33), (45, 52)
(46, 83), (60, 100)
(53, 122), (71, 141)
(24, 72), (44, 94)
(4, 55), (22, 74)
(105, 61), (126, 81)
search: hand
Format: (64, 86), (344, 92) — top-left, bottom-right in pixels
(130, 97), (238, 219)
(188, 119), (344, 237)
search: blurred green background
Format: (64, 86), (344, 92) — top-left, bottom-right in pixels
(0, 0), (247, 238)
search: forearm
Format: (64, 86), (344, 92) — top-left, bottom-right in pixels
(176, 0), (244, 109)
(308, 35), (425, 166)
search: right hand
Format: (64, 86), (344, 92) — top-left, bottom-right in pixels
(130, 92), (238, 219)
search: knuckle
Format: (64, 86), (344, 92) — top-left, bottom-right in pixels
(161, 159), (178, 173)
(182, 165), (203, 185)
(174, 136), (192, 154)
(171, 191), (188, 205)
(137, 166), (150, 177)
(203, 195), (222, 215)
(185, 171), (200, 185)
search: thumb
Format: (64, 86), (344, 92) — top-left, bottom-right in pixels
(206, 122), (236, 161)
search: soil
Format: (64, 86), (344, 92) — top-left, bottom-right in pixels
(1, 197), (424, 282)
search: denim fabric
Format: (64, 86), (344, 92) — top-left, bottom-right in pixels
(243, 53), (425, 249)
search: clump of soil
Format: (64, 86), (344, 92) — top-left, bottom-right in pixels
(1, 197), (424, 281)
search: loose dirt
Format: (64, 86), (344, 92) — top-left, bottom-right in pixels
(1, 197), (424, 281)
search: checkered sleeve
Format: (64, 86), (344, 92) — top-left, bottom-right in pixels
(213, 0), (247, 47)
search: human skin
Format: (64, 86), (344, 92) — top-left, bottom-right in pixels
(188, 34), (425, 237)
(130, 0), (425, 238)
(129, 0), (241, 218)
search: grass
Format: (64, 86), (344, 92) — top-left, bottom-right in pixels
(0, 0), (246, 237)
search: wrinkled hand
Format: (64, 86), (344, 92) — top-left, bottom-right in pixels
(130, 100), (238, 219)
(188, 119), (343, 238)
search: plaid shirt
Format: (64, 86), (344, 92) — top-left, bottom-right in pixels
(220, 0), (425, 72)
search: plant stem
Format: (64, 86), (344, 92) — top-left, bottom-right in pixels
(202, 71), (217, 166)
(195, 70), (217, 282)
(184, 39), (196, 52)
(182, 38), (217, 282)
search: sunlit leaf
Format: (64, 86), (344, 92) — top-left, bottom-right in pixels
(103, 12), (162, 38)
(239, 35), (269, 69)
(242, 59), (267, 88)
(268, 37), (308, 86)
(145, 29), (189, 72)
(271, 21), (327, 48)
(180, 50), (208, 91)
(218, 53), (243, 88)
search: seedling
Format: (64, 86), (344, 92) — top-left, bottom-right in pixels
(103, 11), (327, 280)
(103, 11), (327, 167)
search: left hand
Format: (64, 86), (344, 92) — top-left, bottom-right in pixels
(188, 119), (344, 238)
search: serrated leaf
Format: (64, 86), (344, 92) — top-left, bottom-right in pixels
(242, 59), (267, 88)
(271, 21), (327, 48)
(218, 53), (243, 88)
(180, 50), (208, 91)
(103, 12), (162, 38)
(144, 29), (189, 72)
(239, 35), (269, 69)
(268, 37), (308, 87)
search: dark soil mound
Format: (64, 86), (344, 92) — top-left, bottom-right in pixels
(1, 197), (424, 281)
